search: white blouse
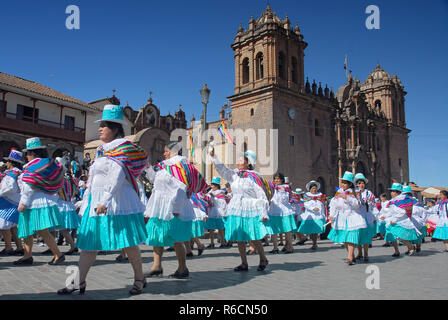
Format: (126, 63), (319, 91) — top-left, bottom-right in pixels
(208, 189), (227, 219)
(79, 139), (145, 217)
(268, 185), (295, 217)
(144, 155), (196, 222)
(0, 174), (21, 205)
(301, 192), (326, 220)
(210, 155), (269, 220)
(355, 189), (376, 225)
(427, 200), (448, 227)
(329, 188), (365, 231)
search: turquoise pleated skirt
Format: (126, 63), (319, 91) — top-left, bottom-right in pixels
(53, 210), (81, 230)
(191, 220), (206, 238)
(205, 217), (225, 230)
(76, 196), (147, 251)
(377, 221), (387, 235)
(17, 205), (62, 239)
(267, 214), (298, 234)
(0, 197), (19, 224)
(328, 222), (364, 245)
(368, 222), (377, 238)
(296, 218), (325, 235)
(146, 217), (193, 247)
(385, 224), (419, 242)
(224, 215), (270, 242)
(358, 227), (372, 245)
(433, 224), (448, 240)
(411, 226), (428, 244)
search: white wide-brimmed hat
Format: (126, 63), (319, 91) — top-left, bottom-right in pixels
(306, 180), (320, 191)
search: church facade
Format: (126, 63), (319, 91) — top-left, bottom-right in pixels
(191, 5), (410, 195)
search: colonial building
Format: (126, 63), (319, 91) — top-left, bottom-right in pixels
(0, 71), (100, 160)
(84, 93), (187, 164)
(189, 5), (410, 195)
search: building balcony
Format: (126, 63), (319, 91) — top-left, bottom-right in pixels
(0, 112), (85, 143)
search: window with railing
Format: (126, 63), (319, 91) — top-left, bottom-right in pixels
(16, 104), (38, 122)
(64, 115), (75, 131)
(0, 100), (5, 117)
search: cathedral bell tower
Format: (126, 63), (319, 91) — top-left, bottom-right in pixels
(231, 5), (308, 94)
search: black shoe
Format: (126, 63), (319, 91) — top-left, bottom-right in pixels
(257, 260), (269, 271)
(115, 254), (128, 262)
(246, 250), (256, 255)
(57, 281), (86, 295)
(65, 248), (79, 256)
(219, 243), (227, 248)
(284, 249), (294, 254)
(347, 260), (356, 266)
(382, 243), (391, 247)
(278, 242), (284, 246)
(197, 247), (204, 256)
(169, 269), (189, 279)
(392, 253), (400, 258)
(13, 257), (33, 265)
(234, 264), (248, 272)
(363, 257), (369, 262)
(48, 254), (65, 265)
(186, 252), (194, 258)
(310, 245), (317, 251)
(368, 244), (372, 248)
(295, 239), (307, 246)
(281, 247), (287, 252)
(0, 248), (15, 256)
(206, 244), (215, 249)
(145, 269), (163, 277)
(269, 249), (279, 254)
(166, 247), (175, 252)
(226, 242), (233, 248)
(13, 249), (25, 256)
(416, 247), (421, 253)
(129, 278), (146, 295)
(355, 255), (363, 260)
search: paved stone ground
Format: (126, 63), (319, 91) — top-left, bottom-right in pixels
(0, 237), (446, 300)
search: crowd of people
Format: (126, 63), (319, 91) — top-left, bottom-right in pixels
(0, 104), (447, 296)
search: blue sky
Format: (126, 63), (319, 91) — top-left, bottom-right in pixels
(1, 0), (447, 187)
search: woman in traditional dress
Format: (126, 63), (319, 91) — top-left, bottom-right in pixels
(206, 177), (228, 248)
(209, 149), (270, 271)
(290, 188), (306, 244)
(427, 190), (448, 252)
(14, 138), (65, 266)
(328, 171), (364, 265)
(53, 159), (80, 255)
(354, 173), (376, 262)
(379, 183), (421, 257)
(0, 149), (25, 256)
(297, 181), (327, 251)
(57, 105), (149, 295)
(144, 141), (208, 279)
(184, 192), (209, 257)
(267, 173), (296, 254)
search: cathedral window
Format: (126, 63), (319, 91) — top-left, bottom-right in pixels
(278, 52), (285, 80)
(314, 119), (321, 136)
(250, 108), (254, 116)
(242, 58), (249, 84)
(256, 52), (264, 80)
(291, 57), (298, 84)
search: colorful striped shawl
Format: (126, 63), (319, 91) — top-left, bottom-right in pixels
(390, 195), (414, 217)
(236, 170), (274, 201)
(58, 175), (78, 202)
(4, 168), (21, 181)
(155, 158), (208, 198)
(22, 158), (63, 195)
(190, 193), (212, 214)
(334, 188), (359, 199)
(97, 141), (148, 194)
(303, 192), (326, 203)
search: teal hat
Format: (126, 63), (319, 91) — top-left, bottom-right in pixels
(211, 177), (221, 185)
(402, 185), (412, 194)
(354, 173), (368, 184)
(22, 137), (47, 152)
(339, 171), (354, 183)
(96, 104), (125, 125)
(244, 150), (257, 165)
(389, 183), (403, 192)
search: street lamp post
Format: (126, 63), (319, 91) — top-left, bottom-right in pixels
(200, 83), (211, 177)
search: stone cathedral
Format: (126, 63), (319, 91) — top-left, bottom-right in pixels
(192, 5), (409, 196)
